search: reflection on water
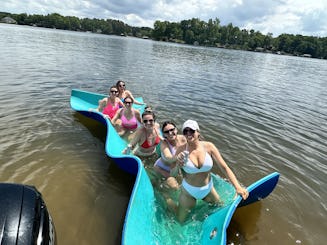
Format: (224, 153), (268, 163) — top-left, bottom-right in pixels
(228, 202), (262, 243)
(0, 24), (326, 244)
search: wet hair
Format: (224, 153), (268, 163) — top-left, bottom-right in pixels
(161, 121), (177, 132)
(123, 96), (134, 103)
(142, 110), (156, 121)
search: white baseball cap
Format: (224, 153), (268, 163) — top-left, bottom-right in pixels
(182, 119), (200, 131)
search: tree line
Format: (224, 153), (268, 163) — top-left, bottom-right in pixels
(152, 18), (327, 59)
(0, 12), (152, 38)
(1, 12), (326, 59)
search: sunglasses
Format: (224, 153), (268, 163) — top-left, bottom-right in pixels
(124, 101), (132, 105)
(110, 90), (118, 93)
(119, 84), (126, 87)
(143, 119), (154, 124)
(163, 128), (176, 134)
(183, 128), (195, 135)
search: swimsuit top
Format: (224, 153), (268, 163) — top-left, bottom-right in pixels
(161, 140), (176, 161)
(183, 152), (213, 174)
(103, 99), (120, 119)
(121, 109), (138, 130)
(119, 97), (124, 108)
(141, 130), (161, 149)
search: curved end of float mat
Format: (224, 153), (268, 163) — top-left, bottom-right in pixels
(201, 172), (280, 245)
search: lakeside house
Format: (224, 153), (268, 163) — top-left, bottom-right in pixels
(0, 16), (17, 24)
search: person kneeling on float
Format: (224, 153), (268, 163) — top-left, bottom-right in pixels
(153, 121), (186, 190)
(169, 119), (249, 223)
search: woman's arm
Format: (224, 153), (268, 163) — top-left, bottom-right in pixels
(125, 90), (144, 105)
(122, 128), (142, 154)
(207, 141), (249, 200)
(129, 127), (142, 148)
(134, 109), (142, 124)
(169, 144), (187, 176)
(111, 108), (122, 124)
(96, 98), (107, 112)
(160, 141), (177, 164)
(154, 123), (165, 141)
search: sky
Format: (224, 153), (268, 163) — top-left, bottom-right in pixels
(2, 0), (327, 37)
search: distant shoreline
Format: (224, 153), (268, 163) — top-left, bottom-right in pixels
(1, 12), (326, 59)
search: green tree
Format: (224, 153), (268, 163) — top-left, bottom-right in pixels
(67, 16), (81, 31)
(184, 29), (195, 44)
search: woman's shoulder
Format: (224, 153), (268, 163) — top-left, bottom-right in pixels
(202, 141), (217, 151)
(100, 97), (108, 102)
(161, 139), (169, 147)
(202, 140), (213, 145)
(155, 122), (160, 128)
(124, 90), (133, 96)
(133, 108), (141, 114)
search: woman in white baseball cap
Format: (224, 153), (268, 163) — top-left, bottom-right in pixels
(169, 119), (249, 223)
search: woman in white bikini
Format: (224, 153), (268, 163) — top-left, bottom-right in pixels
(170, 119), (249, 223)
(153, 121), (186, 189)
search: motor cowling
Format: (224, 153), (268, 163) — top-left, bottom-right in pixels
(0, 183), (55, 245)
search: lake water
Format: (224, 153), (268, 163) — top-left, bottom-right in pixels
(0, 23), (326, 245)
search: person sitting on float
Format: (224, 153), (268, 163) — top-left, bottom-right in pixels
(116, 80), (145, 106)
(123, 109), (163, 157)
(153, 121), (186, 190)
(90, 85), (124, 120)
(111, 96), (142, 139)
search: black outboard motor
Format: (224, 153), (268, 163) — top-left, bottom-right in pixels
(0, 183), (56, 245)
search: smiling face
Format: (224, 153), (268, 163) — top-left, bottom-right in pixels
(142, 114), (155, 129)
(118, 82), (126, 92)
(163, 123), (177, 140)
(124, 99), (132, 106)
(123, 97), (133, 108)
(109, 88), (118, 98)
(183, 127), (197, 141)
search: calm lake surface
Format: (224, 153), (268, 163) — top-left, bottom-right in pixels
(0, 24), (326, 245)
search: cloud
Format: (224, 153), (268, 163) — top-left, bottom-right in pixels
(300, 9), (327, 36)
(1, 0), (327, 37)
(92, 0), (155, 15)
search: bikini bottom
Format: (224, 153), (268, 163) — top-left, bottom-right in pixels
(133, 146), (157, 157)
(182, 178), (213, 200)
(154, 158), (170, 172)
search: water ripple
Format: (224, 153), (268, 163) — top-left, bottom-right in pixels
(1, 24), (327, 245)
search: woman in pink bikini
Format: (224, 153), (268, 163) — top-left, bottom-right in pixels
(169, 119), (249, 223)
(111, 96), (142, 138)
(91, 85), (124, 120)
(123, 110), (163, 157)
